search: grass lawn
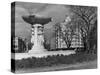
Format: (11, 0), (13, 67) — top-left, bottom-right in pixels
(15, 60), (97, 73)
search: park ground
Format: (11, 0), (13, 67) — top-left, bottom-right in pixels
(15, 60), (97, 73)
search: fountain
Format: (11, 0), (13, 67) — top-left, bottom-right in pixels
(22, 15), (52, 53)
(11, 15), (76, 60)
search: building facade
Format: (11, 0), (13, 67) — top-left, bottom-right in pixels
(55, 24), (84, 49)
(12, 36), (27, 53)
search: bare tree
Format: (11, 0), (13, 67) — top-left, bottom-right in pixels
(69, 6), (97, 51)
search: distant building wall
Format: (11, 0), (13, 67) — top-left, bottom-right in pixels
(55, 26), (84, 49)
(12, 36), (27, 53)
(13, 37), (19, 51)
(71, 28), (84, 48)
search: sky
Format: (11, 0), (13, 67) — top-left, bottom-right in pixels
(13, 2), (73, 42)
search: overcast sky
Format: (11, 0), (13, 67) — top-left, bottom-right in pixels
(14, 2), (73, 41)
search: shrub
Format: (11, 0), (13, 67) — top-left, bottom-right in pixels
(13, 53), (97, 70)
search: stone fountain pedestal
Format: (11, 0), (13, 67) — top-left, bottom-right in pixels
(28, 24), (46, 53)
(22, 15), (52, 54)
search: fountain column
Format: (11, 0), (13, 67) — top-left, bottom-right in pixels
(29, 24), (45, 53)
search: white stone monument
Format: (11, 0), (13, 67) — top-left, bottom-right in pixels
(22, 15), (52, 53)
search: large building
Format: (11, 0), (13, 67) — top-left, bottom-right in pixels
(55, 23), (84, 49)
(12, 36), (27, 53)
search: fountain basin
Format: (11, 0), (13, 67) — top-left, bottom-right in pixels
(11, 50), (76, 60)
(22, 15), (52, 25)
